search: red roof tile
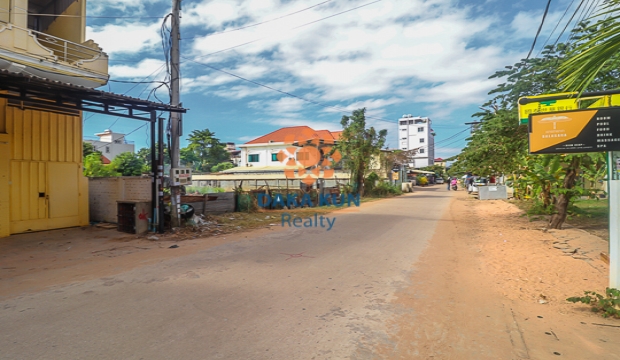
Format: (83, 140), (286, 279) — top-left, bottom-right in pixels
(245, 126), (341, 144)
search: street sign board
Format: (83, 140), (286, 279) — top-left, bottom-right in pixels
(529, 108), (620, 154)
(519, 93), (620, 125)
(519, 93), (578, 125)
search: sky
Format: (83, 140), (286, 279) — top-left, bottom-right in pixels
(82, 0), (591, 159)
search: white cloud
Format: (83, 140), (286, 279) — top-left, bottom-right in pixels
(109, 58), (165, 78)
(86, 22), (161, 55)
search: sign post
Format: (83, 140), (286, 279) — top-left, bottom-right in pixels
(610, 151), (620, 288)
(529, 108), (620, 289)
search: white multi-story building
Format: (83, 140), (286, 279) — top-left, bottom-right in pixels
(398, 115), (435, 168)
(84, 129), (135, 161)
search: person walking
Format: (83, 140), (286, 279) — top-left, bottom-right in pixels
(446, 177), (451, 190)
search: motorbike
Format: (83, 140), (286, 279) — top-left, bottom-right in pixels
(451, 184), (457, 191)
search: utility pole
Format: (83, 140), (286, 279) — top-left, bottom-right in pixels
(169, 0), (182, 227)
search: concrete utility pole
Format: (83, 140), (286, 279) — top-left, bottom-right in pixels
(609, 151), (620, 288)
(169, 0), (182, 227)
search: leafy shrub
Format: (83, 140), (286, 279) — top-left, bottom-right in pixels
(364, 172), (380, 193)
(367, 181), (402, 197)
(567, 288), (620, 318)
(185, 186), (225, 194)
(417, 176), (428, 186)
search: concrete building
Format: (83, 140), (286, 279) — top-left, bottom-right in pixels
(398, 115), (435, 168)
(225, 142), (241, 166)
(0, 0), (108, 237)
(84, 130), (135, 161)
(239, 126), (341, 168)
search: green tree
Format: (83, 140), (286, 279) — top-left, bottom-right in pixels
(337, 108), (387, 196)
(453, 23), (620, 229)
(110, 152), (145, 176)
(211, 162), (234, 173)
(83, 142), (101, 158)
(83, 154), (119, 177)
(186, 129), (230, 172)
(560, 5), (620, 92)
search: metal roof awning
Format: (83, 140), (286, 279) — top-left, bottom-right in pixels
(0, 69), (186, 121)
(0, 69), (186, 234)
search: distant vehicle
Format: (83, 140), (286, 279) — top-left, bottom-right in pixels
(468, 177), (488, 194)
(436, 178), (445, 184)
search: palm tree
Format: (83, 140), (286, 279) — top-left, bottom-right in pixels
(559, 1), (620, 92)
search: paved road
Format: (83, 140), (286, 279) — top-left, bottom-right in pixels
(0, 187), (452, 359)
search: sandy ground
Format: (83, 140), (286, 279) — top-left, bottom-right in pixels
(379, 190), (620, 359)
(1, 188), (619, 359)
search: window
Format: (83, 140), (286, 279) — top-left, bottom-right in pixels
(400, 128), (407, 131)
(271, 153), (278, 161)
(105, 146), (110, 153)
(415, 119), (425, 124)
(401, 137), (407, 140)
(408, 120), (414, 124)
(401, 147), (407, 150)
(420, 138), (425, 143)
(418, 127), (424, 132)
(399, 121), (407, 125)
(248, 154), (259, 162)
(419, 148), (425, 154)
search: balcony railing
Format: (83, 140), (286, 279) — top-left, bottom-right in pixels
(30, 29), (104, 65)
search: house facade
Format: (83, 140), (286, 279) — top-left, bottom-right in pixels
(239, 126), (342, 168)
(0, 0), (108, 237)
(84, 130), (134, 161)
(398, 115), (435, 168)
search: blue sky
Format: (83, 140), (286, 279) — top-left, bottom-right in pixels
(83, 0), (585, 159)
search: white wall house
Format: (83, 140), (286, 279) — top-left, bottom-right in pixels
(398, 115), (435, 168)
(84, 129), (135, 161)
(239, 143), (289, 167)
(238, 126), (341, 168)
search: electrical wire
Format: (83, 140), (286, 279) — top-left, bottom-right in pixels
(526, 0), (553, 60)
(188, 0), (383, 61)
(536, 0), (576, 57)
(183, 0), (334, 41)
(92, 123), (148, 151)
(182, 55), (417, 126)
(553, 0), (586, 46)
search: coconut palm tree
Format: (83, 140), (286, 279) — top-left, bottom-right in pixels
(560, 1), (620, 92)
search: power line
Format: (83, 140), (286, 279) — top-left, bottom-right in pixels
(536, 0), (576, 57)
(182, 55), (407, 126)
(183, 0), (333, 41)
(92, 123), (148, 151)
(553, 0), (586, 46)
(188, 0), (383, 61)
(526, 0), (553, 60)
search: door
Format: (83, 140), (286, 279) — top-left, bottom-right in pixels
(9, 161), (48, 232)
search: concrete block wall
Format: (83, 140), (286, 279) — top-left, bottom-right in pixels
(89, 177), (151, 223)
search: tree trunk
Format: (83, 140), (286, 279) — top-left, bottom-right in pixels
(548, 157), (581, 229)
(541, 182), (551, 208)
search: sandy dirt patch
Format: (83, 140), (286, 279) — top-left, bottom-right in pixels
(380, 191), (619, 359)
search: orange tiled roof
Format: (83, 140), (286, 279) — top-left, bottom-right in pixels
(331, 131), (342, 141)
(245, 126), (341, 144)
(101, 155), (111, 164)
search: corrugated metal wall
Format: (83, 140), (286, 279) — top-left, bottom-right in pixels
(1, 102), (87, 235)
(5, 106), (81, 163)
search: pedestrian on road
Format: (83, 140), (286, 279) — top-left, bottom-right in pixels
(447, 178), (451, 190)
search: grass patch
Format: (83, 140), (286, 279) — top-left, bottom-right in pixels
(567, 199), (609, 240)
(507, 198), (609, 240)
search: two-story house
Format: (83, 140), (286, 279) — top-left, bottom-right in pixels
(239, 126), (342, 168)
(84, 129), (135, 161)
